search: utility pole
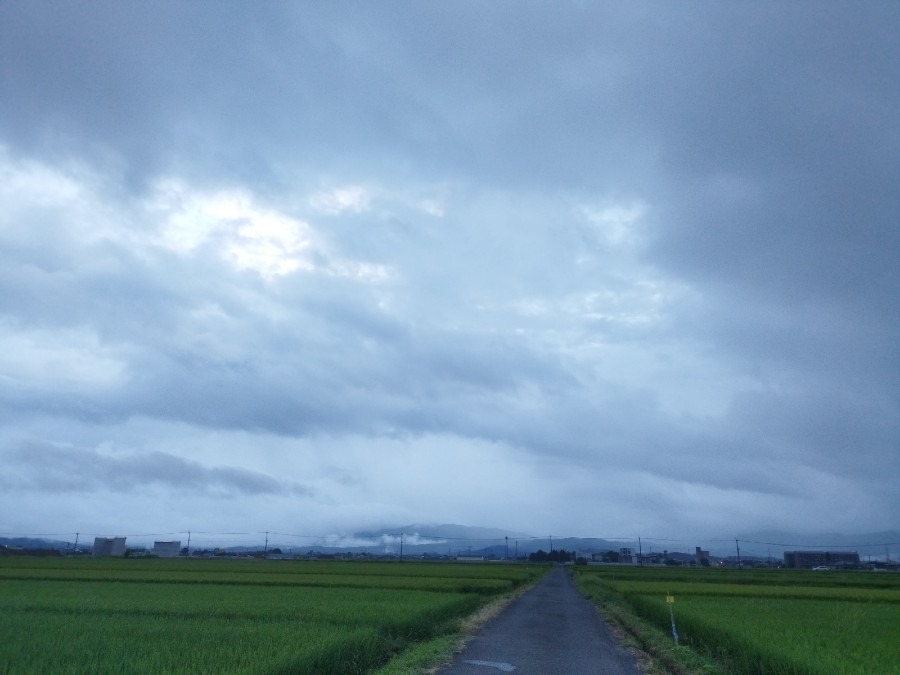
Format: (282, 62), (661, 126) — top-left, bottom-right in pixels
(505, 536), (509, 560)
(549, 535), (553, 553)
(74, 532), (79, 555)
(736, 539), (742, 568)
(264, 531), (269, 556)
(186, 530), (191, 557)
(399, 532), (404, 562)
(638, 537), (643, 567)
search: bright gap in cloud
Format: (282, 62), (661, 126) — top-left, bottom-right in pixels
(309, 184), (373, 214)
(151, 182), (318, 278)
(150, 180), (395, 282)
(577, 199), (647, 247)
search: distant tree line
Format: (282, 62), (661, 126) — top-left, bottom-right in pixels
(527, 549), (575, 563)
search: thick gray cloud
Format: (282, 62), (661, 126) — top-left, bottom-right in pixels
(0, 2), (897, 542)
(1, 440), (307, 497)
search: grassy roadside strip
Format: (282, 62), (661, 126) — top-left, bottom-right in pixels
(376, 568), (550, 675)
(572, 571), (723, 675)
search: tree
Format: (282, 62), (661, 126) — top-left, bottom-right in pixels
(528, 549), (574, 563)
(529, 549), (549, 562)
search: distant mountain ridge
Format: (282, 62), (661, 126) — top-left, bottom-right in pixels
(349, 525), (633, 557)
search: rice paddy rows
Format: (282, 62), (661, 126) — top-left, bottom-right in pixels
(0, 557), (545, 674)
(573, 565), (900, 675)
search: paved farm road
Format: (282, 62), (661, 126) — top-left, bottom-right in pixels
(436, 566), (645, 675)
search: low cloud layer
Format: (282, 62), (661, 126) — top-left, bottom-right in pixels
(2, 441), (307, 497)
(1, 2), (897, 543)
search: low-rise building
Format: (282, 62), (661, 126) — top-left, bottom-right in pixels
(783, 550), (860, 569)
(695, 546), (710, 566)
(153, 541), (182, 558)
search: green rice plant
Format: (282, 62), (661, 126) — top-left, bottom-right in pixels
(0, 558), (541, 595)
(625, 594), (899, 675)
(0, 607), (385, 674)
(0, 558), (545, 674)
(575, 565), (898, 591)
(572, 565), (900, 675)
(602, 579), (900, 603)
(0, 580), (481, 629)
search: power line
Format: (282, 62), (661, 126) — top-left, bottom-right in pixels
(3, 531), (896, 551)
(738, 539), (899, 549)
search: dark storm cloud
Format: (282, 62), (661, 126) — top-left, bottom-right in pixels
(630, 4), (900, 355)
(0, 3), (683, 188)
(4, 2), (897, 195)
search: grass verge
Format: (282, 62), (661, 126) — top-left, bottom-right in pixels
(573, 566), (900, 675)
(573, 572), (724, 675)
(376, 573), (546, 675)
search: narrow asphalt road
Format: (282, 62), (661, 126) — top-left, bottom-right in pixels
(436, 566), (645, 675)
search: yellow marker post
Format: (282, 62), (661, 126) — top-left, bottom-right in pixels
(666, 592), (678, 645)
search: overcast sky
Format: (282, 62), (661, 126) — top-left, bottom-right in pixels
(1, 1), (898, 547)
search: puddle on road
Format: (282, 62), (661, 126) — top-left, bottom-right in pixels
(462, 660), (517, 672)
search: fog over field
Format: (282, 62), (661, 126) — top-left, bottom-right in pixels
(1, 2), (897, 542)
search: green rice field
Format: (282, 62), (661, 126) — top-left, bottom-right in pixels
(0, 557), (545, 674)
(572, 565), (900, 675)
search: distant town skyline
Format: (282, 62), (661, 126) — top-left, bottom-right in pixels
(3, 524), (897, 564)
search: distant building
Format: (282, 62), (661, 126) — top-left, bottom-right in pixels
(93, 537), (126, 557)
(696, 546), (710, 566)
(784, 550), (860, 569)
(619, 547), (633, 564)
(153, 541), (181, 558)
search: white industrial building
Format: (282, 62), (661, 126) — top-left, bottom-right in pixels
(93, 536), (127, 557)
(153, 541), (182, 557)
